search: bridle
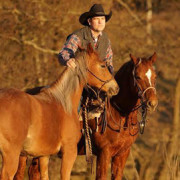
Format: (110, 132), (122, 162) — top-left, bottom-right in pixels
(132, 63), (156, 101)
(87, 68), (113, 83)
(109, 61), (157, 135)
(132, 61), (157, 133)
(86, 68), (113, 98)
(78, 52), (114, 97)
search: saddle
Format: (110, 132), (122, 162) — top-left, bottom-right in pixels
(79, 87), (107, 130)
(79, 96), (104, 121)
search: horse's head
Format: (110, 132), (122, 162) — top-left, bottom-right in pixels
(130, 53), (158, 111)
(85, 44), (119, 97)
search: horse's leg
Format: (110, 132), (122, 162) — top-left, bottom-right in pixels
(96, 148), (111, 180)
(60, 144), (77, 180)
(39, 156), (49, 180)
(111, 149), (130, 180)
(13, 155), (27, 180)
(28, 158), (40, 180)
(0, 149), (21, 180)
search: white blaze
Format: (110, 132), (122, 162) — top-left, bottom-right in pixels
(146, 69), (152, 86)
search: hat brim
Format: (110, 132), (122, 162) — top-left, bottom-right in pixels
(79, 11), (112, 26)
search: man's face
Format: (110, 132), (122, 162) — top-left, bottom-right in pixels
(88, 16), (106, 32)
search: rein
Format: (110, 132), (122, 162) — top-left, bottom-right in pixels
(83, 97), (93, 163)
(108, 99), (139, 136)
(87, 69), (112, 83)
(87, 68), (113, 96)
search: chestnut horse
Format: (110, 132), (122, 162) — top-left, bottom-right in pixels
(14, 53), (158, 180)
(86, 52), (158, 179)
(0, 45), (119, 180)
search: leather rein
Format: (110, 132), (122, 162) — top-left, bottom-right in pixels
(86, 68), (113, 96)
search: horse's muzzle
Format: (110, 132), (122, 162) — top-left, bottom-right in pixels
(107, 85), (119, 97)
(147, 99), (158, 111)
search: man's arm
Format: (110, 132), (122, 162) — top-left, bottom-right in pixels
(104, 40), (114, 74)
(58, 34), (81, 68)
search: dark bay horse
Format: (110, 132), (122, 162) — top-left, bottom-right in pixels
(0, 45), (119, 180)
(14, 53), (158, 180)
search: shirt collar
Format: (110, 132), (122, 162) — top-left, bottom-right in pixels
(91, 31), (102, 43)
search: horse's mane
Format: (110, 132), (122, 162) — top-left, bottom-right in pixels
(114, 60), (134, 85)
(120, 60), (133, 72)
(42, 50), (88, 113)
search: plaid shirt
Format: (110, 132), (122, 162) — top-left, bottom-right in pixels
(58, 33), (114, 73)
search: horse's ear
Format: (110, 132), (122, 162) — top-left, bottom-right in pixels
(130, 54), (138, 65)
(149, 52), (157, 63)
(87, 43), (94, 55)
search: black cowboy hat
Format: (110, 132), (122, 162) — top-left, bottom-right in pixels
(79, 4), (112, 26)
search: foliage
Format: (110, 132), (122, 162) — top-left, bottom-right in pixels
(0, 0), (179, 179)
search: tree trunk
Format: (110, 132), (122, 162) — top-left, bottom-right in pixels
(146, 0), (152, 44)
(168, 76), (180, 180)
(35, 51), (43, 86)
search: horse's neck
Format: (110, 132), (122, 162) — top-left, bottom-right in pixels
(43, 67), (85, 114)
(113, 62), (139, 114)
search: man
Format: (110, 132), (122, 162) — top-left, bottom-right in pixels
(58, 4), (114, 74)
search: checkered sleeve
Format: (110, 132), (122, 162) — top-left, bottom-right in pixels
(104, 40), (114, 74)
(58, 34), (81, 65)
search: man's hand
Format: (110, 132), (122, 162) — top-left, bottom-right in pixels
(67, 58), (76, 69)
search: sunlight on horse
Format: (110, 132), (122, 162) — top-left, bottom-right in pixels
(14, 53), (158, 180)
(0, 44), (118, 180)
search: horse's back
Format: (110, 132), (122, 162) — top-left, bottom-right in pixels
(0, 88), (32, 149)
(0, 87), (31, 111)
(0, 88), (32, 117)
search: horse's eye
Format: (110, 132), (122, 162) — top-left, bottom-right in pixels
(101, 65), (106, 68)
(135, 76), (141, 80)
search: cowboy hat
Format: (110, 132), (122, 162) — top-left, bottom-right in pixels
(79, 4), (112, 26)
